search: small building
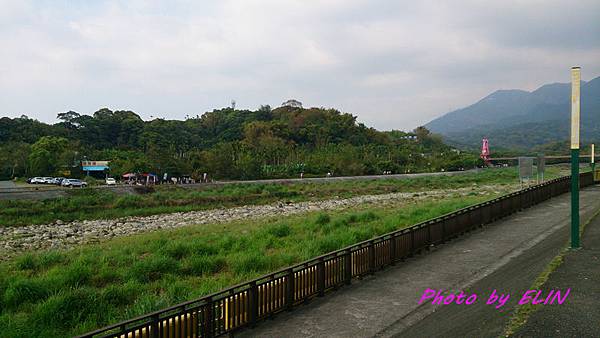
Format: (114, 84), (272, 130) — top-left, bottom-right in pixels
(82, 160), (110, 178)
(281, 99), (303, 108)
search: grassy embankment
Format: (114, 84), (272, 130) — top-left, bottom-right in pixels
(0, 167), (562, 227)
(0, 192), (498, 338)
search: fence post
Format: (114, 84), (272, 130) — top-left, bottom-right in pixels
(204, 297), (214, 338)
(344, 249), (352, 285)
(368, 241), (376, 273)
(441, 217), (447, 242)
(286, 268), (294, 310)
(249, 282), (258, 327)
(150, 314), (159, 338)
(427, 223), (432, 247)
(409, 229), (416, 256)
(390, 235), (397, 264)
(317, 258), (325, 296)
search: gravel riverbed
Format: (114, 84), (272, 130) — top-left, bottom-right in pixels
(0, 184), (515, 259)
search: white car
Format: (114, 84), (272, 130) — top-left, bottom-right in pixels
(105, 178), (116, 185)
(30, 177), (46, 184)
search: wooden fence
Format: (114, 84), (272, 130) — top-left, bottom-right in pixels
(77, 172), (594, 338)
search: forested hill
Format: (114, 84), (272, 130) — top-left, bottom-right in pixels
(425, 76), (600, 150)
(0, 106), (478, 180)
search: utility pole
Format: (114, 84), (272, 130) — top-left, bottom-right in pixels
(591, 144), (596, 174)
(570, 66), (581, 249)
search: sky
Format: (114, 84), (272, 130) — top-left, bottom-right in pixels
(1, 0), (599, 130)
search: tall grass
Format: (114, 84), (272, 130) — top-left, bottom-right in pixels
(0, 193), (495, 337)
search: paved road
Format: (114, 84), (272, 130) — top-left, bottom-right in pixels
(0, 181), (16, 189)
(238, 185), (600, 338)
(513, 208), (600, 337)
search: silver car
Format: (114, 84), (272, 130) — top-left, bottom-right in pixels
(62, 179), (88, 188)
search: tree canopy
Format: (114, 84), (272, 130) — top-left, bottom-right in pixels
(0, 106), (479, 180)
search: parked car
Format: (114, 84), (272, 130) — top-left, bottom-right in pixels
(62, 179), (88, 188)
(54, 177), (67, 186)
(105, 177), (116, 185)
(30, 177), (45, 184)
(42, 177), (54, 184)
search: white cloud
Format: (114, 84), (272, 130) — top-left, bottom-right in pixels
(0, 0), (599, 129)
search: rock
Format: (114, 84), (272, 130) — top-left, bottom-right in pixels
(0, 184), (515, 260)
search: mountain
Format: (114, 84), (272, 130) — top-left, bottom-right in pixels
(425, 76), (600, 150)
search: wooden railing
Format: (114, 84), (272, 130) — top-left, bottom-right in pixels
(77, 172), (594, 338)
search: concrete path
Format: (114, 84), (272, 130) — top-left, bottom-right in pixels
(513, 206), (600, 337)
(238, 185), (600, 338)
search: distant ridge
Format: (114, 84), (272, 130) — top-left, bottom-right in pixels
(425, 76), (600, 150)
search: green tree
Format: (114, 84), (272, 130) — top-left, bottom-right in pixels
(28, 136), (69, 176)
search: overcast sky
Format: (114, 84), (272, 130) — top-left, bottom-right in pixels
(1, 0), (599, 130)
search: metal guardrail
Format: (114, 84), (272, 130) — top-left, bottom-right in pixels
(77, 172), (595, 338)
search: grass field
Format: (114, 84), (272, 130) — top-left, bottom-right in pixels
(0, 167), (562, 227)
(0, 192), (499, 338)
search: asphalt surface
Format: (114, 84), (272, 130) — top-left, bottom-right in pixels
(513, 209), (600, 337)
(237, 185), (600, 338)
(0, 181), (16, 189)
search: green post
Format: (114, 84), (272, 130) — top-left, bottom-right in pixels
(570, 66), (581, 249)
(571, 148), (580, 248)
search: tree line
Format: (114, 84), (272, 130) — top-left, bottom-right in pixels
(0, 105), (480, 180)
